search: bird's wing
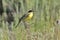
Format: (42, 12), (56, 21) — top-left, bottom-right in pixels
(19, 13), (29, 20)
(15, 13), (29, 28)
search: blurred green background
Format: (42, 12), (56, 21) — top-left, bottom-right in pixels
(0, 0), (60, 40)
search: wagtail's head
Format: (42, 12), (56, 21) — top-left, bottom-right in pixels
(28, 10), (34, 14)
(28, 10), (33, 12)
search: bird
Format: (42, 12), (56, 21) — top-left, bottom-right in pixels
(15, 10), (34, 28)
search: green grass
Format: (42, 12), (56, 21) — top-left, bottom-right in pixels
(0, 0), (60, 40)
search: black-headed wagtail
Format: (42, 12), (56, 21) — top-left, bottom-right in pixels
(15, 10), (34, 28)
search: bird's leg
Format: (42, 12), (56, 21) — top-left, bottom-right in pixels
(23, 20), (28, 29)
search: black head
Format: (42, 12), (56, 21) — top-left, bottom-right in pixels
(28, 10), (33, 12)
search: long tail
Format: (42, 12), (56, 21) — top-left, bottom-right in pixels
(15, 19), (21, 28)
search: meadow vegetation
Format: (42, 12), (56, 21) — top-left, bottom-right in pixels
(0, 0), (60, 40)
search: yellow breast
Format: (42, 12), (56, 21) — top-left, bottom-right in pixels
(25, 12), (33, 20)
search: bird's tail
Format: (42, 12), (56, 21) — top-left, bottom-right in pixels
(15, 19), (21, 28)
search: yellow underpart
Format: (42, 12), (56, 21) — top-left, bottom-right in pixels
(25, 12), (33, 21)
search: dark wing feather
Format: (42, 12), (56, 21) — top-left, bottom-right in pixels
(15, 13), (29, 28)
